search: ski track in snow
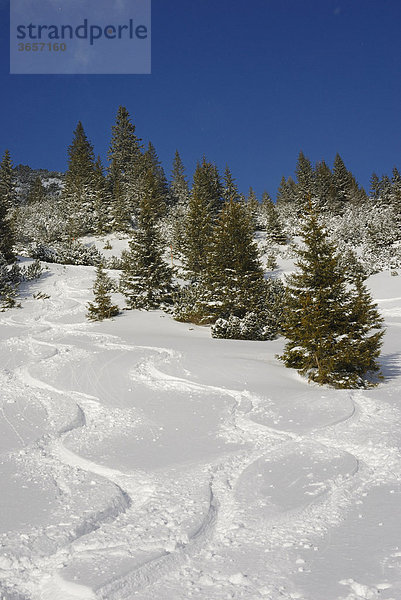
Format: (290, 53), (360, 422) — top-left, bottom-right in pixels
(0, 268), (401, 599)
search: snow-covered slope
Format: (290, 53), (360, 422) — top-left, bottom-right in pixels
(0, 262), (401, 600)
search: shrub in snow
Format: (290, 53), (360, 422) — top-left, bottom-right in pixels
(104, 255), (124, 271)
(173, 281), (215, 325)
(13, 199), (68, 246)
(360, 243), (401, 276)
(176, 277), (284, 340)
(212, 311), (276, 341)
(20, 259), (43, 281)
(264, 249), (279, 271)
(31, 240), (102, 266)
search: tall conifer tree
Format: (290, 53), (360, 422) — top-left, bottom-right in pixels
(332, 153), (353, 209)
(246, 186), (260, 230)
(108, 106), (143, 221)
(108, 106), (142, 187)
(295, 151), (315, 205)
(222, 166), (239, 204)
(182, 160), (219, 276)
(92, 157), (111, 235)
(0, 150), (15, 209)
(120, 171), (173, 310)
(205, 199), (265, 318)
(27, 176), (47, 205)
(169, 150), (189, 207)
(314, 160), (336, 211)
(168, 151), (190, 255)
(370, 173), (381, 201)
(63, 121), (96, 237)
(0, 150), (15, 261)
(261, 192), (286, 244)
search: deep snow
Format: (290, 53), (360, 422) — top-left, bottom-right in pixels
(0, 257), (401, 600)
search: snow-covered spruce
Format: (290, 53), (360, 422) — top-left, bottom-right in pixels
(175, 198), (284, 339)
(87, 263), (119, 321)
(120, 170), (174, 311)
(280, 202), (384, 388)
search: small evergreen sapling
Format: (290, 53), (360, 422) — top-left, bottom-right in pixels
(87, 263), (119, 321)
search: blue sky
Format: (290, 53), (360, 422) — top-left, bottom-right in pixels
(1, 0), (401, 197)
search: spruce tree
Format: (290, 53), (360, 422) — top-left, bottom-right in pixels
(295, 151), (315, 205)
(379, 174), (393, 205)
(65, 121), (95, 186)
(182, 160), (218, 276)
(280, 203), (384, 388)
(0, 150), (15, 261)
(120, 171), (173, 310)
(370, 173), (381, 201)
(0, 252), (19, 310)
(191, 157), (223, 214)
(314, 160), (336, 211)
(246, 187), (260, 230)
(27, 176), (47, 205)
(92, 157), (111, 235)
(110, 173), (132, 232)
(343, 276), (384, 379)
(62, 121), (96, 237)
(205, 199), (264, 316)
(276, 175), (297, 208)
(169, 150), (189, 207)
(261, 192), (286, 244)
(176, 194), (285, 336)
(108, 106), (142, 188)
(108, 106), (143, 219)
(168, 151), (190, 255)
(276, 175), (299, 234)
(222, 166), (239, 204)
(177, 199), (283, 337)
(332, 153), (354, 211)
(390, 167), (401, 221)
(143, 142), (168, 201)
(87, 263), (119, 321)
(0, 150), (15, 208)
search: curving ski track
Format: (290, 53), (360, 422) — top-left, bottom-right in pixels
(0, 265), (401, 599)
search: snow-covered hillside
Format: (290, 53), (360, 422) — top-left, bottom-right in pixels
(13, 165), (64, 204)
(1, 260), (401, 600)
